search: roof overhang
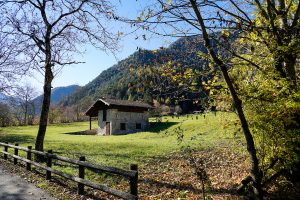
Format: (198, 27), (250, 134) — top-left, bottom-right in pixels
(85, 99), (153, 117)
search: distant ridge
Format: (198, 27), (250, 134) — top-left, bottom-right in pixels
(0, 92), (10, 103)
(33, 85), (81, 112)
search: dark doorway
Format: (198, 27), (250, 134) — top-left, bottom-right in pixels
(106, 122), (110, 135)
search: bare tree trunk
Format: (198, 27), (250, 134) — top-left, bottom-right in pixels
(24, 101), (28, 125)
(35, 64), (53, 154)
(274, 55), (286, 78)
(35, 25), (53, 157)
(189, 1), (263, 198)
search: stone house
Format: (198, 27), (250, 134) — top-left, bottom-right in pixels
(85, 98), (152, 135)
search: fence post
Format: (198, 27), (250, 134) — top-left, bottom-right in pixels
(26, 146), (32, 171)
(130, 164), (138, 198)
(14, 143), (19, 165)
(78, 156), (86, 195)
(4, 142), (8, 160)
(46, 150), (53, 180)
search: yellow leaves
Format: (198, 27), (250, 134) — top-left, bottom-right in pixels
(221, 30), (230, 39)
(145, 8), (153, 19)
(191, 81), (197, 86)
(249, 32), (259, 41)
(186, 68), (192, 73)
(137, 11), (144, 22)
(209, 63), (214, 70)
(239, 37), (244, 45)
(213, 76), (218, 81)
(197, 51), (209, 59)
(184, 68), (193, 78)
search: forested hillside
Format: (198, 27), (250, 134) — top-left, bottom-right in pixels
(62, 36), (213, 112)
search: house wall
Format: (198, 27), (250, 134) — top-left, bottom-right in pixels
(97, 109), (149, 135)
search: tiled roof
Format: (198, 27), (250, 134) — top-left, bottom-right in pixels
(85, 98), (153, 117)
(100, 98), (153, 109)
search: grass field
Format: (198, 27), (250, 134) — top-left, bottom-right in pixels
(0, 112), (250, 199)
(0, 112), (242, 168)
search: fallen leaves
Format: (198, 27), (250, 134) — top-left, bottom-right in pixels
(1, 147), (250, 199)
(138, 147), (249, 199)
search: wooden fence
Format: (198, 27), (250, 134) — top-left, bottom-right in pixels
(0, 142), (138, 200)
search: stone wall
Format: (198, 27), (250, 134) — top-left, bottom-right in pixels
(97, 109), (149, 135)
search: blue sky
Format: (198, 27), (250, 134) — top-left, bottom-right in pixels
(28, 0), (175, 94)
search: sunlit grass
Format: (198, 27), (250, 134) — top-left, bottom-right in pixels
(0, 112), (240, 168)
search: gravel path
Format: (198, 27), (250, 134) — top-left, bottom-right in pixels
(0, 162), (56, 200)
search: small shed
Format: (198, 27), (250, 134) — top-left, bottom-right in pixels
(85, 98), (152, 135)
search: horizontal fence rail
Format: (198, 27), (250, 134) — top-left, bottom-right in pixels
(0, 142), (138, 200)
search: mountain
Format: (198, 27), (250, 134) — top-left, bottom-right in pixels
(51, 85), (81, 104)
(62, 36), (210, 109)
(34, 85), (81, 109)
(0, 92), (22, 104)
(0, 92), (9, 103)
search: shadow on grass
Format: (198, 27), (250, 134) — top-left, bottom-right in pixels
(61, 122), (179, 136)
(62, 129), (97, 135)
(0, 133), (34, 144)
(146, 122), (179, 133)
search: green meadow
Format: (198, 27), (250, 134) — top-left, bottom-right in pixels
(0, 112), (241, 168)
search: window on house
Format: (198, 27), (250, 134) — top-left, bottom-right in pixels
(103, 109), (107, 121)
(120, 123), (126, 130)
(136, 123), (142, 129)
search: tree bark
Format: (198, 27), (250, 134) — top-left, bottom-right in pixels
(189, 1), (263, 199)
(35, 64), (53, 154)
(284, 54), (297, 87)
(274, 55), (287, 78)
(24, 99), (28, 125)
(35, 22), (53, 157)
(274, 53), (297, 87)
